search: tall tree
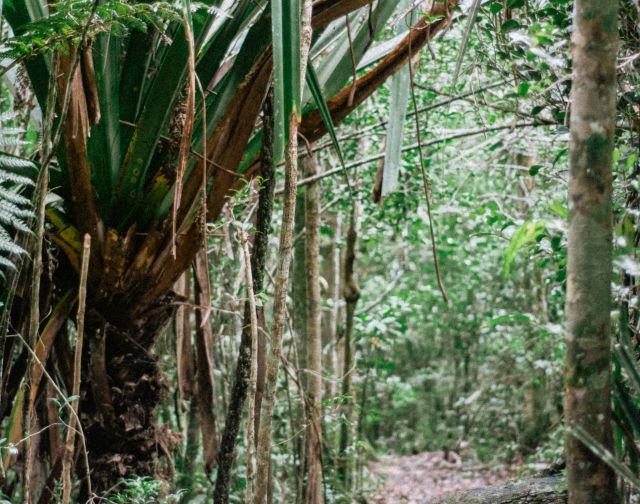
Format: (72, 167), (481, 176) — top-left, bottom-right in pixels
(565, 1), (619, 502)
(303, 154), (323, 503)
(255, 2), (314, 501)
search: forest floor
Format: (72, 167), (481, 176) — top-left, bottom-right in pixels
(368, 451), (515, 503)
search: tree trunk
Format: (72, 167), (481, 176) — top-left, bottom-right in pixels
(436, 476), (567, 504)
(321, 211), (341, 400)
(338, 204), (360, 486)
(213, 93), (276, 504)
(293, 190), (308, 374)
(80, 301), (179, 496)
(303, 154), (323, 504)
(565, 1), (619, 502)
(193, 250), (219, 474)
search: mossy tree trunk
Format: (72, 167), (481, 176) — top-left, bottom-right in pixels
(565, 1), (619, 502)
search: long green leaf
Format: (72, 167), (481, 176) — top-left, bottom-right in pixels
(88, 31), (121, 220)
(615, 343), (640, 398)
(239, 1), (398, 175)
(3, 0), (50, 111)
(138, 8), (272, 226)
(452, 0), (482, 86)
(118, 29), (155, 157)
(315, 0), (398, 101)
(613, 379), (640, 438)
(111, 10), (212, 226)
(271, 0), (303, 160)
(305, 62), (350, 191)
(568, 425), (640, 490)
(381, 0), (412, 197)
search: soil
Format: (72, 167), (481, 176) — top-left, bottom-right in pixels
(368, 451), (515, 504)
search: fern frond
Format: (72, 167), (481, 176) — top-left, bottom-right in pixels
(0, 255), (18, 271)
(0, 186), (32, 206)
(0, 171), (35, 186)
(0, 236), (27, 256)
(0, 153), (37, 176)
(0, 138), (28, 149)
(0, 208), (33, 235)
(0, 199), (34, 218)
(0, 116), (34, 276)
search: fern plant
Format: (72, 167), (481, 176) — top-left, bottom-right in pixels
(0, 113), (37, 278)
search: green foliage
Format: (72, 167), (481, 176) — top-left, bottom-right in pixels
(106, 477), (183, 504)
(503, 220), (546, 277)
(1, 0), (181, 61)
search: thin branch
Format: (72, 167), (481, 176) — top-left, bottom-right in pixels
(408, 35), (448, 303)
(281, 122), (542, 192)
(61, 233), (91, 503)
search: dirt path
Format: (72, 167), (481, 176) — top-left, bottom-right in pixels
(368, 452), (514, 503)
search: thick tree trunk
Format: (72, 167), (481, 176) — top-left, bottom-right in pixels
(565, 1), (619, 503)
(80, 301), (179, 496)
(303, 155), (323, 504)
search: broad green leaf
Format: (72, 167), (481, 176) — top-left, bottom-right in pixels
(503, 220), (545, 276)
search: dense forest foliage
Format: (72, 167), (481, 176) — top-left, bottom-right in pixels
(0, 0), (638, 503)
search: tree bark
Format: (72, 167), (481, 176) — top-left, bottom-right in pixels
(338, 204), (360, 486)
(255, 2), (313, 501)
(255, 114), (301, 504)
(436, 476), (567, 504)
(193, 250), (219, 474)
(565, 1), (619, 502)
(80, 303), (179, 496)
(293, 189), (308, 374)
(321, 212), (341, 400)
(303, 154), (323, 504)
(213, 93), (276, 504)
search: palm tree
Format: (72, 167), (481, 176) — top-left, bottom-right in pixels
(1, 0), (456, 494)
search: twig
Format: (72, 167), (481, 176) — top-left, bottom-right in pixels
(61, 233), (91, 503)
(356, 273), (403, 315)
(308, 80), (511, 154)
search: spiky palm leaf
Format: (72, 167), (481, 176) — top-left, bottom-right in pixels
(4, 0), (457, 325)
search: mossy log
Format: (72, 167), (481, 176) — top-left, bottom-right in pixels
(436, 476), (566, 504)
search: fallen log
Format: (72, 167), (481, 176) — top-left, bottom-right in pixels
(435, 476), (567, 504)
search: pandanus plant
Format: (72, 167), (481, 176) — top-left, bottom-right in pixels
(1, 0), (456, 496)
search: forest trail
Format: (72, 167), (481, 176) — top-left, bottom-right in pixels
(369, 452), (515, 503)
